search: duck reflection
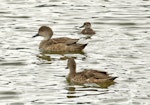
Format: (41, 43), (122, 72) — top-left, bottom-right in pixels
(36, 53), (51, 61)
(66, 82), (116, 99)
(66, 86), (77, 98)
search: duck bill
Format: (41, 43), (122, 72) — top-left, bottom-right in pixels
(32, 34), (40, 38)
(79, 25), (84, 28)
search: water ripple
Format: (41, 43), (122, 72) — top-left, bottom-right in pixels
(0, 0), (150, 105)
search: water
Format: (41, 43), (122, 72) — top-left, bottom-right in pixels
(0, 0), (150, 105)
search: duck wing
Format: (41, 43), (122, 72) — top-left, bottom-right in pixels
(52, 37), (79, 45)
(83, 69), (110, 79)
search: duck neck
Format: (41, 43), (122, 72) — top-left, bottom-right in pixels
(69, 65), (76, 78)
(44, 36), (51, 40)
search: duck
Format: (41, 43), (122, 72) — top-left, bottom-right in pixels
(33, 26), (87, 53)
(80, 22), (95, 35)
(66, 58), (117, 85)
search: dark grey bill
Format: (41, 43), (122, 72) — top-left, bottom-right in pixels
(32, 34), (40, 38)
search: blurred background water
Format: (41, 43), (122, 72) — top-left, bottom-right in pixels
(0, 0), (150, 105)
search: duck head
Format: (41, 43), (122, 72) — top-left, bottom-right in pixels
(33, 26), (53, 40)
(80, 22), (92, 29)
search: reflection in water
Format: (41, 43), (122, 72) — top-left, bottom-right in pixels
(9, 102), (24, 105)
(60, 56), (77, 60)
(39, 50), (86, 55)
(66, 84), (115, 99)
(0, 91), (20, 100)
(36, 53), (52, 61)
(66, 86), (77, 98)
(67, 79), (116, 88)
(96, 81), (116, 88)
(36, 53), (80, 62)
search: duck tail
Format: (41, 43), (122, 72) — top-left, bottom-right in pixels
(80, 43), (88, 49)
(109, 77), (118, 80)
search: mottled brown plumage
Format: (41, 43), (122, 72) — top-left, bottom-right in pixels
(33, 26), (87, 53)
(80, 22), (95, 35)
(66, 58), (117, 85)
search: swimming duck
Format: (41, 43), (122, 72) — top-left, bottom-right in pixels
(33, 26), (87, 53)
(80, 22), (95, 35)
(66, 58), (117, 85)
